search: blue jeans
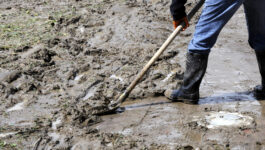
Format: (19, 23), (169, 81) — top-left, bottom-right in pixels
(188, 0), (265, 53)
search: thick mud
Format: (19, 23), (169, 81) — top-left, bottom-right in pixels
(0, 0), (264, 149)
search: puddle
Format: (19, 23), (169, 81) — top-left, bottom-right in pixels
(199, 92), (256, 104)
(6, 101), (25, 112)
(0, 132), (18, 138)
(196, 111), (254, 129)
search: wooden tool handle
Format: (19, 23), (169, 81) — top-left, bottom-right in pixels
(109, 0), (205, 109)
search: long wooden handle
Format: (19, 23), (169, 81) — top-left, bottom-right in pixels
(109, 0), (205, 109)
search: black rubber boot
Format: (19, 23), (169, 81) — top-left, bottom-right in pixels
(253, 50), (265, 100)
(164, 52), (209, 104)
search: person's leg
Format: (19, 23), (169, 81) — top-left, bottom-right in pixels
(244, 0), (265, 99)
(188, 0), (244, 53)
(165, 0), (244, 103)
(244, 0), (265, 51)
(164, 52), (208, 103)
(254, 51), (265, 99)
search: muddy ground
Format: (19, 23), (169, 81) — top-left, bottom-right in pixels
(0, 0), (264, 149)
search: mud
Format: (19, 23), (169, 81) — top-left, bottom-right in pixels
(0, 0), (265, 149)
(96, 97), (265, 149)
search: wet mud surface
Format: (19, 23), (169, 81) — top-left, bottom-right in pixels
(0, 0), (265, 149)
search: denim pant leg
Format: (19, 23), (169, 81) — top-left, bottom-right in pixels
(188, 0), (244, 54)
(244, 0), (265, 51)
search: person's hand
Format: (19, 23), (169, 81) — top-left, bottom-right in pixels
(173, 16), (189, 31)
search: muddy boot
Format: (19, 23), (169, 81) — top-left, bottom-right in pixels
(253, 50), (265, 100)
(164, 52), (209, 104)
